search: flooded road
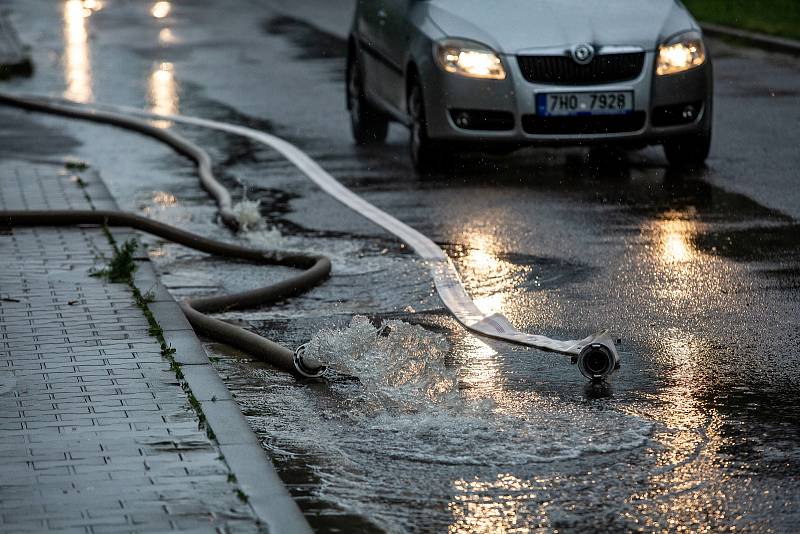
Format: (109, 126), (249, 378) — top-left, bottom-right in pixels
(2, 0), (799, 531)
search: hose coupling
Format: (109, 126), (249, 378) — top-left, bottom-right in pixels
(293, 343), (326, 378)
(572, 332), (620, 382)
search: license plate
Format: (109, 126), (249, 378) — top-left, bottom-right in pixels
(536, 91), (634, 116)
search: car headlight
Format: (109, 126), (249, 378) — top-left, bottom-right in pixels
(657, 31), (706, 75)
(435, 39), (506, 80)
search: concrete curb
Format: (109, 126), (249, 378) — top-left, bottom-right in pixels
(81, 164), (313, 533)
(702, 22), (800, 56)
(129, 249), (314, 534)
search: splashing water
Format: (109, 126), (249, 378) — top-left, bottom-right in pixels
(232, 197), (285, 243)
(303, 316), (457, 413)
(243, 225), (284, 248)
(297, 316), (651, 463)
(246, 317), (655, 532)
(231, 198), (264, 231)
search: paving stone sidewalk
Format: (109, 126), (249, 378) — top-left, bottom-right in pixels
(0, 160), (274, 533)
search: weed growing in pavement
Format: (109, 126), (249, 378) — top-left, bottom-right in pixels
(169, 359), (183, 379)
(92, 237), (138, 283)
(94, 221), (250, 506)
(65, 160), (92, 204)
(100, 223), (118, 247)
(65, 160), (90, 171)
(148, 322), (164, 339)
(141, 289), (156, 304)
(95, 226), (220, 443)
(72, 174), (94, 206)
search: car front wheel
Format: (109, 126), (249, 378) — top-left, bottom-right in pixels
(663, 129), (712, 168)
(347, 52), (389, 145)
(407, 80), (445, 173)
(663, 103), (712, 168)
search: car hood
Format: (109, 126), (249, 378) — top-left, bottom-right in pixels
(425, 0), (697, 54)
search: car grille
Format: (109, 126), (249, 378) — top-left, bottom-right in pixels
(521, 112), (646, 135)
(517, 52), (646, 85)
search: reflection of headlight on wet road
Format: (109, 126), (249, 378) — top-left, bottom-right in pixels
(63, 0), (93, 102)
(151, 1), (171, 19)
(148, 62), (178, 128)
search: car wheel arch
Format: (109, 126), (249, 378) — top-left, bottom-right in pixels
(405, 62), (421, 118)
(346, 37), (359, 110)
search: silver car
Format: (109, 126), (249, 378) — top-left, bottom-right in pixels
(346, 0), (713, 171)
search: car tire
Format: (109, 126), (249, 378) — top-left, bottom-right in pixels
(347, 51), (389, 145)
(663, 110), (712, 169)
(408, 80), (448, 173)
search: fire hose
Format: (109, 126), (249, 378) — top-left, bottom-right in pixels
(0, 91), (619, 381)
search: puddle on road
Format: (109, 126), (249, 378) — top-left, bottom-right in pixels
(84, 90), (800, 530)
(212, 316), (653, 533)
(15, 1), (797, 529)
(695, 223), (800, 261)
(443, 240), (596, 298)
(262, 16), (347, 61)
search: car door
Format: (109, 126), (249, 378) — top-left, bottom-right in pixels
(356, 0), (387, 107)
(375, 0), (414, 115)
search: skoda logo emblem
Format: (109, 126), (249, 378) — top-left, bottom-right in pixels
(571, 43), (595, 65)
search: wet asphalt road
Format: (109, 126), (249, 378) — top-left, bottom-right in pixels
(2, 0), (800, 532)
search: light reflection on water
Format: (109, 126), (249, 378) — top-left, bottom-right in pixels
(152, 190), (177, 206)
(150, 1), (171, 19)
(660, 220), (695, 264)
(148, 62), (179, 128)
(647, 209), (727, 308)
(449, 474), (542, 534)
(457, 335), (501, 395)
(456, 231), (512, 316)
(618, 208), (736, 529)
(450, 226), (575, 332)
(158, 27), (177, 45)
(63, 0), (96, 102)
(458, 232), (514, 295)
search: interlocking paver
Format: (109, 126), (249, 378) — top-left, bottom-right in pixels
(1, 161), (263, 532)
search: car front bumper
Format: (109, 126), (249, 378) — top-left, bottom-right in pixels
(420, 50), (712, 147)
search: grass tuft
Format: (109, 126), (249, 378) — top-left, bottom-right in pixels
(65, 160), (90, 171)
(93, 225), (221, 451)
(92, 238), (138, 283)
(683, 0), (800, 40)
